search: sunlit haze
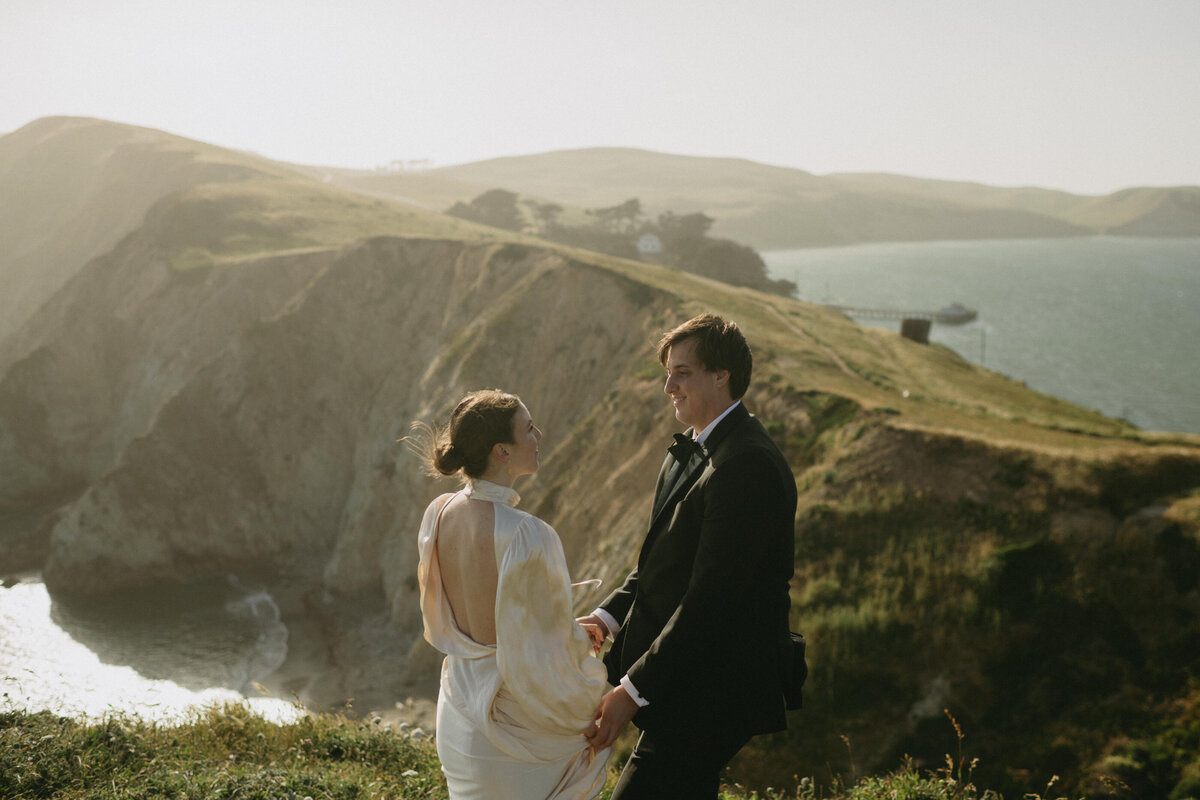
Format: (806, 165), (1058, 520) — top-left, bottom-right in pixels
(2, 0), (1198, 196)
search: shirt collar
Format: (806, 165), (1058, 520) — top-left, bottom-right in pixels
(693, 400), (741, 445)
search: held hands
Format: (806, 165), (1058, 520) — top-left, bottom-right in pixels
(584, 685), (638, 750)
(573, 613), (635, 748)
(575, 614), (610, 655)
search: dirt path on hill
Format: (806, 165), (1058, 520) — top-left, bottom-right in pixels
(767, 305), (865, 383)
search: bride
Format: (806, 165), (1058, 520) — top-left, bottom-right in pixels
(411, 389), (611, 799)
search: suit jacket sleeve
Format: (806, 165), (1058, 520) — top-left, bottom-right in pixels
(598, 452), (669, 627)
(598, 567), (638, 630)
(624, 449), (791, 706)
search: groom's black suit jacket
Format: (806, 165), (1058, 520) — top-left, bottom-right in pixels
(600, 403), (797, 736)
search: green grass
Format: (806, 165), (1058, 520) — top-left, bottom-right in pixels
(0, 705), (1089, 800)
(158, 176), (506, 270)
(1, 704), (446, 800)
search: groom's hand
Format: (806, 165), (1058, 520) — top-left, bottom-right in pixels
(585, 685), (638, 749)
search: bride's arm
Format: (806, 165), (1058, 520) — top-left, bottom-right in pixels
(494, 516), (608, 736)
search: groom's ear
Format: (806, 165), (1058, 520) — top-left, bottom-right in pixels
(714, 369), (730, 388)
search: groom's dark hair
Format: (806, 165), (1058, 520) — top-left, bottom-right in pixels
(657, 314), (753, 400)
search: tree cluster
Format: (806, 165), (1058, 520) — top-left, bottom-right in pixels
(446, 190), (796, 298)
(445, 189), (524, 232)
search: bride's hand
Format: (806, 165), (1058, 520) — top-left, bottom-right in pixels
(575, 615), (610, 654)
(581, 623), (605, 654)
(584, 685), (637, 749)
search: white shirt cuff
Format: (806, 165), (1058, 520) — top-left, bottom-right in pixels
(620, 675), (649, 707)
(592, 608), (620, 638)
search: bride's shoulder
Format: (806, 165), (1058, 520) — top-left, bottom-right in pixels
(498, 506), (561, 544)
(499, 514), (567, 572)
(422, 492), (458, 511)
(418, 492), (459, 523)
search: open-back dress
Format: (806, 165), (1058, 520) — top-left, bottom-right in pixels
(417, 478), (610, 799)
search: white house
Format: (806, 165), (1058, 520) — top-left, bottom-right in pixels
(637, 233), (663, 255)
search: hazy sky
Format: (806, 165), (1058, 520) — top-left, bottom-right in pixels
(3, 0), (1198, 195)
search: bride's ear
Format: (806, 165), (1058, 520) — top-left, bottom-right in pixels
(492, 442), (510, 463)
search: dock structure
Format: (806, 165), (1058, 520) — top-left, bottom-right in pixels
(824, 302), (977, 325)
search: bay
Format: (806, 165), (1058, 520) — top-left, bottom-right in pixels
(762, 237), (1200, 434)
(0, 576), (302, 723)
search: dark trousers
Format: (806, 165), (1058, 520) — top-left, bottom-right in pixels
(610, 726), (753, 800)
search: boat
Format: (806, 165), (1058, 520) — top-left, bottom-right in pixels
(934, 302), (977, 325)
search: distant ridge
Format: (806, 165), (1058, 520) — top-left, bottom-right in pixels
(321, 146), (1200, 249)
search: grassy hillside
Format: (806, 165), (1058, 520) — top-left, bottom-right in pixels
(1064, 186), (1200, 234)
(2, 118), (1199, 800)
(0, 117), (513, 346)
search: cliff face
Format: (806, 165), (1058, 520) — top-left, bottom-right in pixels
(3, 117), (1200, 799)
(1, 230), (667, 593)
(0, 228), (336, 562)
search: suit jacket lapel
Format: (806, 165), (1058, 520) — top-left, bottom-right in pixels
(641, 467), (701, 568)
(649, 426), (698, 520)
(644, 405), (751, 538)
(649, 452), (676, 522)
(654, 450), (705, 522)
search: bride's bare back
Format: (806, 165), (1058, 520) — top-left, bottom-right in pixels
(435, 494), (500, 645)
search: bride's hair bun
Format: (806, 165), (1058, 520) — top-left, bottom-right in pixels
(411, 390), (522, 480)
(433, 441), (464, 475)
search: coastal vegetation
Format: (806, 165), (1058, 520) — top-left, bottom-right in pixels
(445, 187), (797, 296)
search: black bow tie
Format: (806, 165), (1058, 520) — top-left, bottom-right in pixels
(668, 433), (707, 464)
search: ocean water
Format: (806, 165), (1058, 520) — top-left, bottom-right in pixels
(0, 575), (301, 723)
(763, 237), (1200, 434)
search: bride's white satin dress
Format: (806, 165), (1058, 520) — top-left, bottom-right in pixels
(417, 479), (610, 799)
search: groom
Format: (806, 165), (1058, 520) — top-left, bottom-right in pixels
(581, 313), (798, 799)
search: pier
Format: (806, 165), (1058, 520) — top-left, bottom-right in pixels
(824, 302), (977, 325)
